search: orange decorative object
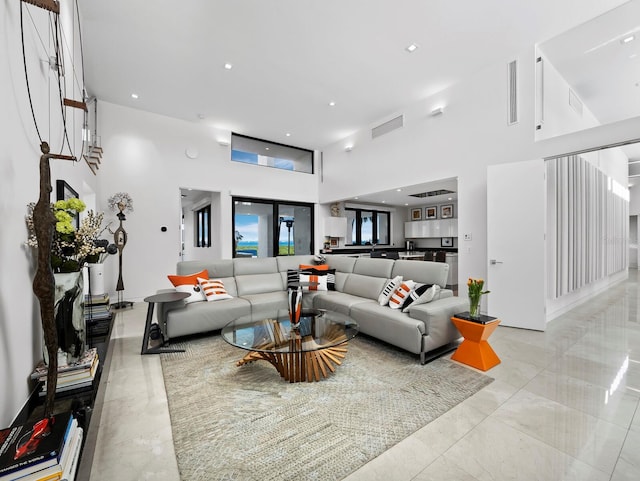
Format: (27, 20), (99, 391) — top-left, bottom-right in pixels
(450, 316), (501, 371)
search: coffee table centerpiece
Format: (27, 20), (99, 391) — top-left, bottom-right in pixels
(222, 309), (358, 382)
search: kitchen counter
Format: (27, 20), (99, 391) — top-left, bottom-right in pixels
(398, 251), (426, 260)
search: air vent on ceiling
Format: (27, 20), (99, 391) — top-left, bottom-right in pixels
(409, 189), (455, 198)
(372, 115), (404, 139)
(568, 89), (583, 116)
(507, 59), (518, 125)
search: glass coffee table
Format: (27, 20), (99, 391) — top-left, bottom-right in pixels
(222, 309), (359, 382)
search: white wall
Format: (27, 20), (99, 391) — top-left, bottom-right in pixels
(319, 45), (636, 303)
(95, 102), (320, 301)
(534, 53), (600, 141)
(630, 184), (640, 215)
(1, 1), (99, 426)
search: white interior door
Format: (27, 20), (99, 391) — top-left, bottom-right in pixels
(487, 159), (546, 330)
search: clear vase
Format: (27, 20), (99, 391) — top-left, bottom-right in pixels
(45, 271), (85, 365)
(469, 296), (480, 319)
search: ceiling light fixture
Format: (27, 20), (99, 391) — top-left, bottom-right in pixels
(345, 145), (353, 152)
(224, 63), (233, 70)
(621, 35), (635, 44)
(217, 139), (230, 147)
(328, 101), (336, 107)
(405, 43), (418, 53)
(430, 106), (444, 116)
(131, 93), (139, 99)
(286, 133), (291, 137)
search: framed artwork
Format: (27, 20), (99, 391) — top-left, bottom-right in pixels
(411, 208), (422, 221)
(440, 204), (454, 219)
(441, 237), (453, 247)
(330, 237), (339, 247)
(56, 180), (80, 228)
(425, 206), (437, 219)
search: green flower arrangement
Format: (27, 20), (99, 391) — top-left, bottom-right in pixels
(27, 199), (108, 273)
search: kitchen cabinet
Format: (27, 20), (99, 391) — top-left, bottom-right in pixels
(404, 219), (458, 238)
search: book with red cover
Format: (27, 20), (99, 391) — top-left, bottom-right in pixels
(0, 412), (73, 480)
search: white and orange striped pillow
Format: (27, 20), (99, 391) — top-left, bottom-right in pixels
(388, 280), (416, 309)
(197, 277), (233, 302)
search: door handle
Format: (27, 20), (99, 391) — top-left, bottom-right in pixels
(490, 259), (503, 265)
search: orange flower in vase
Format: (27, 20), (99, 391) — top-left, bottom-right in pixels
(467, 278), (490, 319)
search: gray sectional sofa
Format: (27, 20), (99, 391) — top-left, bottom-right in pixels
(158, 255), (467, 363)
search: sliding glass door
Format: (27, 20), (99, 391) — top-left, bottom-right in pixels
(233, 197), (314, 257)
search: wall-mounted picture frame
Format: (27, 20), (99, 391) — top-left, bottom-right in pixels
(411, 208), (422, 221)
(56, 179), (78, 201)
(441, 237), (453, 247)
(425, 206), (437, 219)
(330, 237), (339, 247)
(56, 180), (80, 228)
(440, 204), (454, 219)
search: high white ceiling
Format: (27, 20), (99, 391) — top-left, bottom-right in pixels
(79, 0), (630, 152)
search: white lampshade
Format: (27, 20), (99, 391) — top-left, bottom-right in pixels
(324, 217), (347, 238)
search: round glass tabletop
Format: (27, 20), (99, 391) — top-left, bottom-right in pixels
(221, 309), (359, 354)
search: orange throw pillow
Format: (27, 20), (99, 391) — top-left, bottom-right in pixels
(299, 264), (329, 271)
(168, 269), (209, 287)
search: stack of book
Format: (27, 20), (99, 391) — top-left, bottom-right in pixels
(31, 349), (99, 397)
(84, 293), (112, 340)
(0, 411), (83, 481)
(84, 293), (111, 320)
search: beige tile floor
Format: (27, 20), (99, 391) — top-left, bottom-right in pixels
(88, 270), (640, 481)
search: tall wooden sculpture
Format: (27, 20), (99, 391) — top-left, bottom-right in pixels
(32, 142), (75, 417)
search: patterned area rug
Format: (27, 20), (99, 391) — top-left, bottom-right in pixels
(160, 334), (493, 481)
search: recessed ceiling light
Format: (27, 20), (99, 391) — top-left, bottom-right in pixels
(396, 189), (402, 192)
(621, 35), (635, 44)
(405, 43), (418, 53)
(448, 197), (452, 200)
(382, 200), (386, 203)
(328, 101), (336, 107)
(285, 133), (291, 137)
(131, 93), (139, 99)
(265, 147), (270, 151)
(404, 203), (409, 206)
(354, 197), (359, 200)
(224, 63), (233, 70)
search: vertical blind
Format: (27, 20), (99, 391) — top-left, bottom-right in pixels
(547, 155), (628, 299)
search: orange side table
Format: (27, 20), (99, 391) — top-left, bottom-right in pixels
(450, 312), (501, 371)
